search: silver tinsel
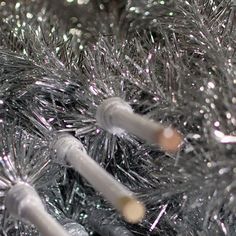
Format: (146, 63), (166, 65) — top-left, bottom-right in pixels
(0, 124), (61, 235)
(1, 0), (236, 235)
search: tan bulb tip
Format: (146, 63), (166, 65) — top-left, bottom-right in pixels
(118, 196), (146, 223)
(157, 127), (183, 152)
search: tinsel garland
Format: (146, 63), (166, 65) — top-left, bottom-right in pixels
(0, 0), (236, 235)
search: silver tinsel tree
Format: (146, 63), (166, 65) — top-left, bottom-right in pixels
(1, 0), (236, 235)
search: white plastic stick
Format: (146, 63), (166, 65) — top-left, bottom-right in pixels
(53, 133), (145, 223)
(96, 97), (182, 152)
(24, 207), (70, 236)
(5, 182), (70, 236)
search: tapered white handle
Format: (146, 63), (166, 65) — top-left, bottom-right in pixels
(53, 133), (145, 223)
(5, 183), (70, 236)
(96, 97), (182, 152)
(24, 206), (70, 236)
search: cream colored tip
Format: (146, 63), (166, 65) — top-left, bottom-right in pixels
(118, 196), (146, 223)
(156, 127), (183, 152)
